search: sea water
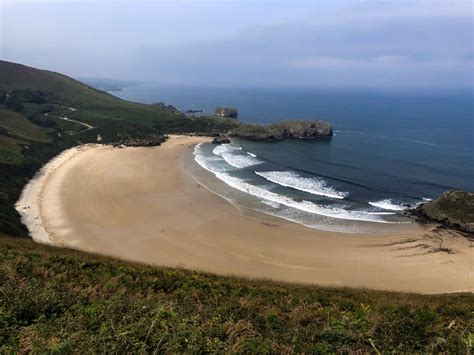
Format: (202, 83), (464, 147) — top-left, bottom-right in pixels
(116, 85), (474, 232)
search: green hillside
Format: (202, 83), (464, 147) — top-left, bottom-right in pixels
(1, 236), (472, 353)
(0, 108), (50, 142)
(0, 60), (142, 108)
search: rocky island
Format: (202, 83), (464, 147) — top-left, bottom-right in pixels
(227, 120), (333, 141)
(214, 106), (238, 118)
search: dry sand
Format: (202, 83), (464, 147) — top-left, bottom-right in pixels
(16, 135), (473, 294)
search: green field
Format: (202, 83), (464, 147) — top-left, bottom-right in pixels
(0, 109), (50, 143)
(0, 135), (27, 165)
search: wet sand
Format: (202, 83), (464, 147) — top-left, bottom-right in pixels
(16, 135), (474, 294)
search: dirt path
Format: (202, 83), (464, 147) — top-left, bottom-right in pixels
(45, 107), (95, 132)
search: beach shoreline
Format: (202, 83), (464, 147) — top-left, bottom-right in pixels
(15, 135), (474, 294)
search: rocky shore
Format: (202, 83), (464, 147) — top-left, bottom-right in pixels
(408, 190), (474, 234)
(114, 134), (167, 147)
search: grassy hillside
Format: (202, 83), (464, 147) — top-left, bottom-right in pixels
(1, 236), (472, 353)
(0, 108), (50, 142)
(0, 60), (142, 109)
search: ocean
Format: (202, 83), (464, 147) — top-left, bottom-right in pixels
(115, 84), (474, 232)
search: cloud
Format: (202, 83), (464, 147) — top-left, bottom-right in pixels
(1, 0), (473, 87)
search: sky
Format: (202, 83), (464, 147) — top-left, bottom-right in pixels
(1, 0), (473, 88)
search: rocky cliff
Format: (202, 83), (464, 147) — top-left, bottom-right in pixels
(409, 190), (474, 233)
(214, 107), (238, 119)
(229, 120), (332, 141)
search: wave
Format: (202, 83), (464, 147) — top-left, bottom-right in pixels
(261, 200), (282, 209)
(255, 171), (348, 200)
(368, 199), (406, 211)
(215, 173), (397, 223)
(247, 151), (257, 158)
(212, 144), (241, 156)
(212, 143), (262, 169)
(193, 144), (230, 173)
(369, 211), (397, 215)
(194, 144), (409, 224)
(192, 149), (397, 224)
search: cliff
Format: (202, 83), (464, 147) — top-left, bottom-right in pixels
(409, 190), (474, 233)
(229, 120), (332, 141)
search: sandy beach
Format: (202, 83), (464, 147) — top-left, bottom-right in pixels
(16, 135), (473, 294)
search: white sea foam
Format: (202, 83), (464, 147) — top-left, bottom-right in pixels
(261, 200), (282, 209)
(256, 171), (348, 200)
(422, 197), (432, 201)
(247, 151), (257, 158)
(194, 144), (229, 173)
(222, 154), (262, 169)
(217, 173), (397, 223)
(194, 145), (405, 224)
(212, 144), (240, 156)
(368, 199), (406, 211)
(212, 143), (262, 168)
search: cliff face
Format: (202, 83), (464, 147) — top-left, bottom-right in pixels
(214, 107), (238, 119)
(229, 120), (332, 141)
(411, 191), (474, 233)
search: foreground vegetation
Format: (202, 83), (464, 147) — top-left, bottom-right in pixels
(1, 236), (473, 353)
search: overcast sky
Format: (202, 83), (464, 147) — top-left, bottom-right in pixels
(1, 0), (473, 88)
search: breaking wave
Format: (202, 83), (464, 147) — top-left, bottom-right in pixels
(212, 144), (262, 168)
(209, 173), (393, 223)
(368, 199), (406, 211)
(193, 143), (412, 227)
(255, 170), (348, 200)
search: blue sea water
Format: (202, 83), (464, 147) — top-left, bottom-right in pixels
(115, 84), (473, 232)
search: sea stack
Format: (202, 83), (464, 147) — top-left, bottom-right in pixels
(214, 107), (238, 119)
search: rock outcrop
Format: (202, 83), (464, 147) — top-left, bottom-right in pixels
(212, 135), (231, 145)
(409, 190), (474, 233)
(185, 109), (204, 114)
(214, 107), (238, 119)
(151, 102), (184, 116)
(114, 134), (166, 147)
(229, 120), (332, 141)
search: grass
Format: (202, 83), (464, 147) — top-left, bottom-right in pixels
(0, 60), (141, 109)
(0, 135), (27, 165)
(424, 191), (474, 226)
(0, 236), (473, 353)
(0, 108), (49, 142)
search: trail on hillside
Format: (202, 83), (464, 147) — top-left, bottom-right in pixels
(45, 107), (95, 133)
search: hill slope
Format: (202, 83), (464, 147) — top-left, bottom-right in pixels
(1, 236), (472, 353)
(0, 60), (142, 108)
